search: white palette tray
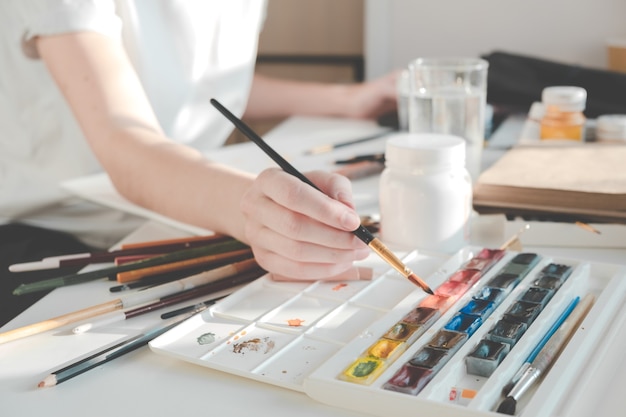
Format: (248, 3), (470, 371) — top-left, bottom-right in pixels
(149, 246), (626, 417)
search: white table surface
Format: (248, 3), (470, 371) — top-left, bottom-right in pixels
(2, 116), (625, 417)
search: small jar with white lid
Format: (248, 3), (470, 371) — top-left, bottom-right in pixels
(596, 114), (626, 142)
(379, 133), (472, 254)
(539, 86), (587, 141)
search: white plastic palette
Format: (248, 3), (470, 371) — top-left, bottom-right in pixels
(150, 246), (626, 417)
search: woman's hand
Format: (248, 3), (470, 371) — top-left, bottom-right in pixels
(342, 70), (400, 120)
(241, 168), (371, 281)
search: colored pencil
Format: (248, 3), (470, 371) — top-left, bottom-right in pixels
(119, 234), (228, 250)
(575, 221), (601, 234)
(12, 239), (249, 295)
(115, 248), (253, 283)
(9, 234), (230, 272)
(73, 266), (264, 333)
(114, 254), (162, 265)
(0, 258), (260, 345)
(108, 265), (214, 292)
(210, 98), (433, 295)
(38, 313), (193, 388)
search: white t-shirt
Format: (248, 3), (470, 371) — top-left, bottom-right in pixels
(0, 0), (266, 248)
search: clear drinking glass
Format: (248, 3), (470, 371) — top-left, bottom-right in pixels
(407, 57), (489, 180)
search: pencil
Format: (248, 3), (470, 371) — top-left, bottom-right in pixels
(115, 248), (253, 283)
(575, 221), (601, 235)
(210, 98), (433, 295)
(304, 130), (392, 155)
(0, 258), (260, 345)
(38, 313), (193, 388)
(12, 239), (249, 295)
(73, 266), (264, 333)
(109, 265), (213, 292)
(9, 234), (230, 272)
(119, 234), (229, 250)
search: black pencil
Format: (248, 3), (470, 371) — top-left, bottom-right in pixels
(38, 314), (191, 388)
(210, 98), (433, 295)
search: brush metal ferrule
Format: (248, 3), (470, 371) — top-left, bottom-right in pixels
(508, 366), (541, 400)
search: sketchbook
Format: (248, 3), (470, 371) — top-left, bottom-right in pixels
(472, 143), (626, 223)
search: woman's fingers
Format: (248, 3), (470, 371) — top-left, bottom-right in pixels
(241, 168), (370, 280)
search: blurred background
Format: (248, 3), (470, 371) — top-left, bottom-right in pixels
(230, 0), (626, 141)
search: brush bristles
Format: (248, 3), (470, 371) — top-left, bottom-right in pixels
(501, 381), (514, 396)
(496, 396), (517, 415)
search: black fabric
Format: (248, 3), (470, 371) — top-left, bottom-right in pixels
(0, 223), (95, 327)
(483, 51), (626, 118)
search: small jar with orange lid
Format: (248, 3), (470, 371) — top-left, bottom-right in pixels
(539, 86), (587, 141)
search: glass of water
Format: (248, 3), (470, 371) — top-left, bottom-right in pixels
(407, 57), (489, 180)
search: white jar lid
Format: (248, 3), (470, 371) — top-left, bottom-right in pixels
(541, 86), (587, 112)
(596, 114), (626, 141)
(385, 133), (466, 170)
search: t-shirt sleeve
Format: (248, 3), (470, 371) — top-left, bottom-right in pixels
(20, 0), (122, 58)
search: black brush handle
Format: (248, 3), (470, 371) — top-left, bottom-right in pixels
(210, 98), (374, 245)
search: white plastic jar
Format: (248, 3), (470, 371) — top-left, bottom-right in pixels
(596, 114), (626, 142)
(379, 133), (472, 254)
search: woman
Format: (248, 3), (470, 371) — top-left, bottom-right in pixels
(0, 0), (397, 323)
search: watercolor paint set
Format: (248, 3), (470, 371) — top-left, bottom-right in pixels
(150, 246), (626, 417)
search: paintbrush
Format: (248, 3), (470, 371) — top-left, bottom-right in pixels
(500, 296), (580, 396)
(496, 293), (595, 415)
(303, 130), (391, 155)
(210, 98), (433, 295)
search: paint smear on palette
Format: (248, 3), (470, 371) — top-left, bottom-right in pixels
(198, 329), (251, 345)
(232, 337), (276, 355)
(226, 330), (248, 344)
(287, 318), (305, 327)
(149, 312), (247, 360)
(305, 279), (371, 301)
(197, 332), (216, 345)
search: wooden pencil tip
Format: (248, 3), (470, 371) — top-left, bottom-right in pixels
(425, 286), (434, 295)
(37, 375), (56, 388)
(12, 285), (26, 296)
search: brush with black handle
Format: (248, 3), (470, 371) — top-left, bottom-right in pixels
(210, 98), (433, 295)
